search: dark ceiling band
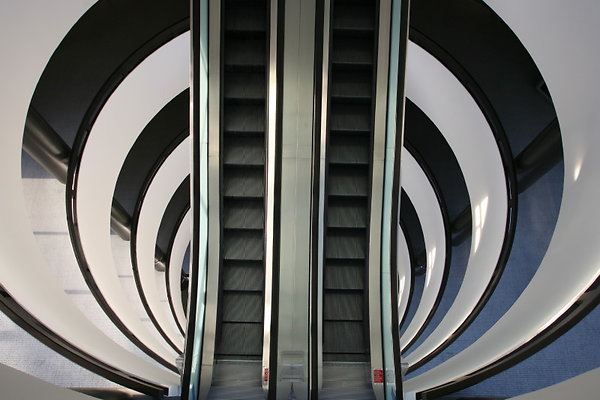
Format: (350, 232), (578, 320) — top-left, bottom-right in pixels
(0, 284), (167, 398)
(419, 278), (600, 399)
(29, 1), (190, 149)
(400, 143), (452, 355)
(407, 27), (518, 375)
(65, 22), (189, 374)
(164, 203), (191, 337)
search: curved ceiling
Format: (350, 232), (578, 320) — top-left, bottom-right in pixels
(2, 0), (598, 398)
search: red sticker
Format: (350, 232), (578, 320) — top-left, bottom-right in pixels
(263, 367), (269, 383)
(373, 369), (384, 384)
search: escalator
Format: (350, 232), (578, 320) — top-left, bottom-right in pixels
(210, 0), (268, 397)
(321, 0), (378, 396)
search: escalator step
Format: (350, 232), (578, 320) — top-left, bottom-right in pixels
(223, 230), (264, 260)
(224, 104), (265, 134)
(332, 1), (375, 32)
(211, 360), (262, 388)
(327, 165), (369, 197)
(329, 102), (372, 133)
(216, 0), (267, 369)
(326, 229), (367, 259)
(225, 37), (266, 68)
(331, 36), (374, 67)
(324, 259), (365, 290)
(321, 0), (376, 369)
(222, 292), (263, 322)
(330, 70), (372, 101)
(222, 260), (264, 291)
(223, 167), (265, 198)
(225, 1), (267, 33)
(323, 321), (366, 355)
(216, 322), (263, 356)
(224, 71), (266, 102)
(327, 197), (368, 228)
(328, 134), (370, 165)
(224, 199), (264, 229)
(224, 136), (265, 166)
(324, 292), (364, 321)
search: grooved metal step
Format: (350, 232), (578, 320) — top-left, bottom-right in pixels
(216, 0), (267, 367)
(322, 0), (377, 380)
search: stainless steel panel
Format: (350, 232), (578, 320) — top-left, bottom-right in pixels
(315, 0), (332, 393)
(199, 0), (221, 398)
(262, 0), (279, 394)
(275, 0), (317, 398)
